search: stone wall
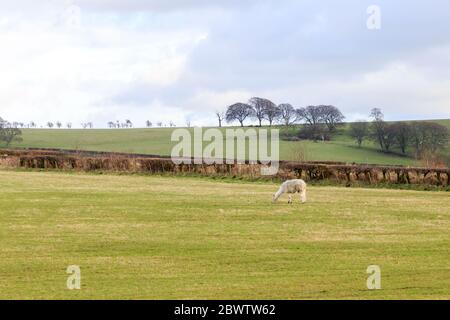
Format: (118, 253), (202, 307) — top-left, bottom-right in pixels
(1, 149), (449, 186)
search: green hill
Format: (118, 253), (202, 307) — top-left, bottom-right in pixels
(3, 119), (450, 166)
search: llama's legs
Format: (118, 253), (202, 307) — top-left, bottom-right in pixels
(288, 195), (292, 204)
(300, 190), (307, 203)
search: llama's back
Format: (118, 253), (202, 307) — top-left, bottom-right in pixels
(282, 179), (306, 187)
(282, 179), (306, 193)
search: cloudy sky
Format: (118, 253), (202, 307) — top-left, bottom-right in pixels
(0, 0), (449, 128)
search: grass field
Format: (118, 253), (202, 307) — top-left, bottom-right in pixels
(0, 127), (419, 166)
(5, 119), (450, 166)
(0, 170), (449, 299)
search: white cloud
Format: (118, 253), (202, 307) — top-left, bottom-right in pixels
(0, 0), (449, 128)
(266, 51), (450, 121)
(0, 2), (207, 127)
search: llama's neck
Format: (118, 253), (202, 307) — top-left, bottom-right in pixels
(274, 188), (284, 201)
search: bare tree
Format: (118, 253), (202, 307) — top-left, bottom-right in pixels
(107, 121), (115, 128)
(384, 125), (397, 152)
(389, 122), (411, 154)
(0, 118), (23, 146)
(47, 122), (54, 129)
(410, 122), (449, 158)
(263, 104), (281, 126)
(370, 108), (384, 122)
(369, 108), (389, 151)
(249, 97), (276, 127)
(225, 103), (255, 127)
(66, 122), (72, 129)
(297, 106), (324, 126)
(0, 127), (23, 146)
(125, 119), (133, 128)
(320, 105), (345, 132)
(0, 118), (7, 129)
(296, 106), (327, 141)
(349, 121), (369, 147)
(146, 120), (152, 128)
(278, 104), (297, 126)
(249, 97), (265, 126)
(56, 121), (62, 129)
(215, 111), (225, 127)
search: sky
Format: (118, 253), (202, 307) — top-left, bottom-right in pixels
(0, 0), (449, 128)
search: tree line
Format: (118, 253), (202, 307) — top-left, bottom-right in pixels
(221, 99), (449, 161)
(1, 103), (449, 163)
(0, 118), (187, 130)
(220, 97), (345, 141)
(350, 108), (449, 159)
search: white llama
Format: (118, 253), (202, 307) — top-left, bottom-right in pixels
(272, 179), (307, 204)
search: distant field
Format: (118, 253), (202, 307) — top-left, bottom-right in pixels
(0, 171), (449, 299)
(0, 126), (432, 167)
(2, 119), (449, 166)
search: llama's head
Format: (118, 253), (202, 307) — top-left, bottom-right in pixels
(272, 194), (277, 203)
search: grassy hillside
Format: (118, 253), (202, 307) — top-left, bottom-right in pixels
(0, 171), (448, 299)
(4, 119), (450, 166)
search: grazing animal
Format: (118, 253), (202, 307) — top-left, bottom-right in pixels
(272, 179), (307, 204)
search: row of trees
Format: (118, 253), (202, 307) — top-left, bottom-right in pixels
(145, 120), (177, 128)
(220, 97), (345, 130)
(108, 120), (133, 128)
(5, 121), (74, 129)
(1, 120), (182, 129)
(0, 121), (41, 129)
(107, 120), (178, 128)
(0, 117), (23, 146)
(350, 108), (449, 158)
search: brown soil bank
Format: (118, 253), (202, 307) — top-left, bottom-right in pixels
(1, 148), (449, 187)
